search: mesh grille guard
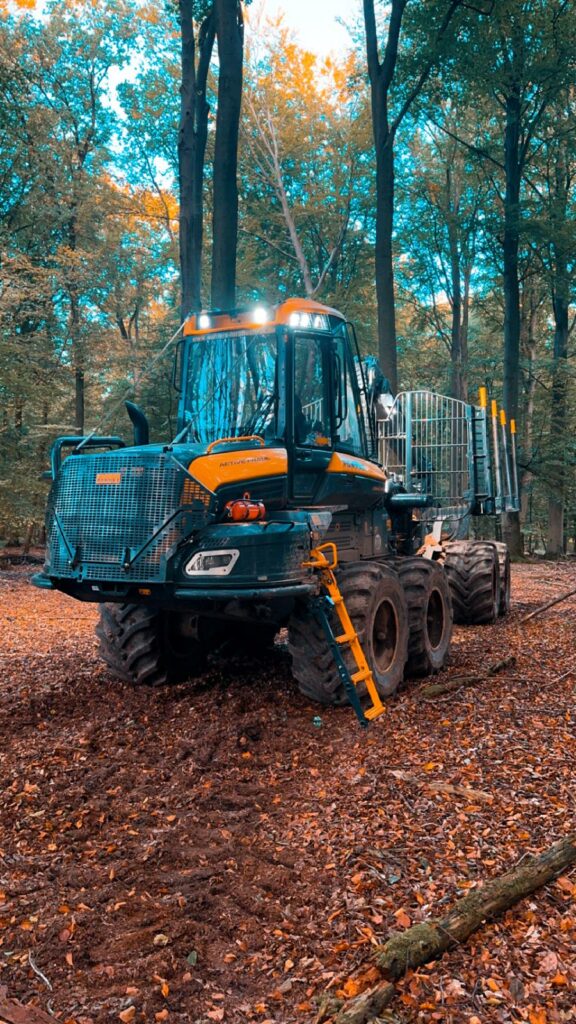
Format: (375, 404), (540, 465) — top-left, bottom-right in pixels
(45, 450), (211, 583)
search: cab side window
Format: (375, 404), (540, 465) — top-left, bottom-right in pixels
(294, 335), (331, 447)
(334, 337), (365, 456)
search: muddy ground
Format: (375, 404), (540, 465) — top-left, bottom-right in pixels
(0, 563), (574, 1024)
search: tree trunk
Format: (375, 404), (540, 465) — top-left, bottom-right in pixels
(519, 284), (539, 523)
(374, 130), (397, 391)
(211, 0), (243, 310)
(74, 363), (85, 435)
(363, 0), (466, 394)
(447, 174), (465, 401)
(460, 265), (470, 400)
(502, 88), (522, 555)
(546, 141), (569, 557)
(178, 2), (215, 322)
(70, 286), (84, 435)
(363, 0), (406, 394)
(14, 397), (23, 432)
(67, 207), (84, 436)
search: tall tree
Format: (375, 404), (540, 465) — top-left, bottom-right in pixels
(362, 0), (478, 391)
(211, 0), (244, 309)
(537, 102), (576, 554)
(15, 0), (134, 433)
(397, 119), (487, 400)
(178, 0), (215, 321)
(450, 0), (576, 552)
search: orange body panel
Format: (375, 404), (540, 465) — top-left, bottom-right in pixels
(189, 448), (288, 491)
(327, 452), (386, 482)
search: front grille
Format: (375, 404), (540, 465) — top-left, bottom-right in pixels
(46, 450), (210, 582)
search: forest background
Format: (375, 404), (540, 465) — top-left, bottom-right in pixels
(0, 0), (574, 555)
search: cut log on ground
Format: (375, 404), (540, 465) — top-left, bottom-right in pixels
(420, 656), (515, 698)
(520, 586), (576, 623)
(330, 833), (576, 1024)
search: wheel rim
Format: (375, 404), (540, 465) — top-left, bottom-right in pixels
(372, 599), (398, 673)
(426, 589), (444, 650)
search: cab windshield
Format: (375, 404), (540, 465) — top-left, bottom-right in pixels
(184, 331), (279, 444)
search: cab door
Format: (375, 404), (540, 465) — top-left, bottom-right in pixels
(290, 332), (333, 501)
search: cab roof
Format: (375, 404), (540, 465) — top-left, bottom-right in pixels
(182, 297), (346, 336)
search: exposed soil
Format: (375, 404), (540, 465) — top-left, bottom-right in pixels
(0, 564), (574, 1024)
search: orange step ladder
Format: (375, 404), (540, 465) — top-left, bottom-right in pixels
(304, 543), (386, 727)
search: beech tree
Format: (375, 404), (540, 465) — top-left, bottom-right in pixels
(397, 120), (488, 401)
(211, 0), (244, 309)
(15, 0), (134, 433)
(534, 100), (576, 554)
(443, 0), (576, 552)
(362, 0), (486, 391)
(178, 0), (215, 320)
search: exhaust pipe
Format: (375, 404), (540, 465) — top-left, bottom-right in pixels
(125, 401), (150, 446)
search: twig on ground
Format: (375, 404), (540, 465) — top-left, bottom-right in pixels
(28, 952), (53, 991)
(520, 587), (576, 624)
(420, 656), (516, 698)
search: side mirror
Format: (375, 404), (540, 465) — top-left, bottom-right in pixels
(365, 360), (394, 421)
(125, 401), (150, 446)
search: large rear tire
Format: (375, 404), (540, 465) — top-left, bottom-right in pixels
(443, 541), (500, 625)
(396, 557), (453, 677)
(96, 604), (206, 686)
(288, 561), (409, 705)
(493, 541), (511, 616)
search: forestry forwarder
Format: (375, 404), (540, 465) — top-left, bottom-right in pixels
(33, 299), (519, 725)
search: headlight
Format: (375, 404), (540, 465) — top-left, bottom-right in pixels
(252, 305), (270, 324)
(184, 549), (240, 577)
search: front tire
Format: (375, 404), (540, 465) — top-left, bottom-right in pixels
(96, 604), (206, 686)
(396, 557), (453, 677)
(288, 561), (409, 705)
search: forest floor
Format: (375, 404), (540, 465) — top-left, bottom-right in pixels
(0, 563), (575, 1024)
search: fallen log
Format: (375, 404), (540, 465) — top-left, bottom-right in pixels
(420, 656), (515, 698)
(330, 833), (576, 1024)
(376, 832), (576, 980)
(520, 586), (576, 624)
(420, 675), (483, 697)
